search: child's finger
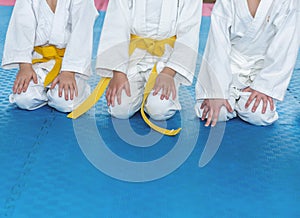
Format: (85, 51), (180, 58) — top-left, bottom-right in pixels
(262, 98), (268, 114)
(74, 83), (78, 97)
(225, 100), (233, 113)
(168, 84), (175, 100)
(117, 89), (122, 105)
(105, 86), (111, 105)
(251, 97), (261, 113)
(200, 100), (207, 109)
(13, 79), (20, 93)
(160, 85), (166, 100)
(15, 78), (21, 93)
(160, 93), (165, 100)
(70, 84), (75, 100)
(17, 79), (25, 94)
(162, 86), (169, 100)
(160, 95), (164, 100)
(58, 83), (63, 97)
(165, 86), (171, 100)
(153, 84), (161, 96)
(110, 88), (116, 107)
(202, 106), (209, 121)
(64, 85), (69, 100)
(51, 78), (59, 90)
(171, 85), (176, 100)
(23, 79), (30, 92)
(105, 85), (110, 103)
(245, 93), (255, 108)
(205, 111), (213, 127)
(32, 73), (38, 84)
(124, 82), (131, 97)
(211, 110), (219, 127)
(268, 97), (274, 111)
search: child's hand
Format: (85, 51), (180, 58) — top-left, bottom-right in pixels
(153, 67), (176, 100)
(51, 71), (78, 101)
(200, 99), (233, 127)
(13, 63), (38, 94)
(243, 87), (274, 114)
(106, 71), (131, 107)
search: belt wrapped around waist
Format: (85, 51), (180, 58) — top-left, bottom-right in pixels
(32, 45), (65, 87)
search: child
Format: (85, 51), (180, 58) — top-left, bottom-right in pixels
(95, 0), (202, 133)
(195, 0), (300, 127)
(2, 0), (98, 112)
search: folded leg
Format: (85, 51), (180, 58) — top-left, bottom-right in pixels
(9, 68), (48, 110)
(235, 92), (278, 126)
(108, 73), (145, 119)
(47, 74), (91, 113)
(144, 82), (181, 121)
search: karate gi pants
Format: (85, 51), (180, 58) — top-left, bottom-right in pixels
(9, 66), (90, 113)
(195, 86), (278, 126)
(109, 70), (181, 121)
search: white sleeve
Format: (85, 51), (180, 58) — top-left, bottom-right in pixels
(165, 0), (202, 86)
(251, 6), (300, 101)
(61, 0), (98, 77)
(95, 0), (131, 78)
(1, 0), (36, 69)
(195, 1), (233, 100)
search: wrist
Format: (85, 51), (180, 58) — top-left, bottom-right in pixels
(19, 63), (32, 70)
(61, 71), (75, 75)
(161, 67), (176, 77)
(113, 70), (126, 78)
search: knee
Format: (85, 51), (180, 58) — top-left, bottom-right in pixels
(11, 92), (46, 110)
(238, 109), (278, 126)
(236, 95), (278, 126)
(48, 79), (90, 113)
(109, 103), (137, 119)
(48, 97), (74, 113)
(145, 94), (179, 121)
(12, 93), (34, 110)
(109, 90), (142, 119)
(47, 91), (74, 113)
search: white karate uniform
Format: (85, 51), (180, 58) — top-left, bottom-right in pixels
(195, 0), (300, 125)
(96, 0), (202, 120)
(2, 0), (98, 112)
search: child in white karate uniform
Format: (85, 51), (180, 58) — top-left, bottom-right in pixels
(96, 0), (202, 121)
(195, 0), (300, 126)
(2, 0), (98, 112)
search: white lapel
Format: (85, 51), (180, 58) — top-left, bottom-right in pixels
(49, 0), (71, 45)
(157, 0), (179, 39)
(133, 0), (147, 35)
(237, 0), (273, 42)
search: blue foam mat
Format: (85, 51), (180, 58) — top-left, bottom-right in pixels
(0, 6), (300, 218)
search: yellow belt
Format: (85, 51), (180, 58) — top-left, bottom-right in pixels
(32, 45), (65, 87)
(68, 35), (181, 136)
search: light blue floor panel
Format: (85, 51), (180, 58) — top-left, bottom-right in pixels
(0, 6), (300, 218)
